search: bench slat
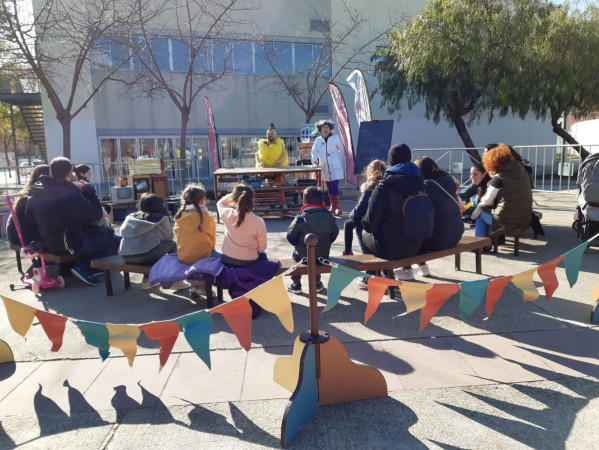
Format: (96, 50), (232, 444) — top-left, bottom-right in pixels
(91, 255), (152, 275)
(10, 243), (77, 263)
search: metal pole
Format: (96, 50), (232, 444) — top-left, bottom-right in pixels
(10, 104), (21, 185)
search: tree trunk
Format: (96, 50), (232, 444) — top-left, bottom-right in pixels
(450, 110), (482, 164)
(58, 115), (72, 160)
(3, 145), (12, 178)
(551, 116), (589, 161)
(179, 108), (190, 188)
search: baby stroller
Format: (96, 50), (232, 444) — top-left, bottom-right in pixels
(572, 152), (599, 246)
(5, 194), (65, 294)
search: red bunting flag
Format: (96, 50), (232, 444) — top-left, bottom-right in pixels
(420, 284), (460, 331)
(35, 310), (67, 352)
(365, 277), (401, 324)
(536, 256), (564, 301)
(210, 297), (253, 351)
(139, 321), (180, 372)
(485, 276), (513, 317)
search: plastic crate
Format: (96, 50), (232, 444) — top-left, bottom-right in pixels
(127, 159), (161, 175)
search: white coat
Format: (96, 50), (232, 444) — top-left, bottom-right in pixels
(311, 133), (345, 182)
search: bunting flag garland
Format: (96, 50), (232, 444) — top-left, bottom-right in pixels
(325, 265), (369, 312)
(210, 297), (253, 351)
(365, 277), (400, 324)
(593, 283), (599, 303)
(537, 256), (564, 301)
(562, 241), (589, 287)
(2, 296), (36, 337)
(459, 279), (489, 320)
(399, 282), (434, 314)
(139, 321), (180, 372)
(174, 310), (212, 369)
(510, 268), (540, 302)
(35, 310), (67, 352)
(248, 277), (294, 333)
(421, 284), (460, 331)
(106, 324), (141, 367)
(485, 276), (513, 317)
(75, 321), (111, 361)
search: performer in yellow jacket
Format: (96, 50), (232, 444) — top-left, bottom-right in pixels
(256, 123), (289, 204)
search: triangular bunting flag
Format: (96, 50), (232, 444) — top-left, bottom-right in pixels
(35, 310), (67, 352)
(247, 277), (294, 333)
(398, 282), (434, 314)
(1, 296), (36, 337)
(75, 320), (111, 361)
(174, 310), (212, 369)
(563, 242), (589, 287)
(325, 265), (368, 312)
(459, 279), (490, 319)
(106, 324), (141, 367)
(536, 256), (564, 301)
(365, 277), (401, 324)
(593, 282), (599, 303)
(510, 268), (540, 302)
(421, 284), (460, 331)
(139, 321), (180, 372)
(485, 276), (512, 317)
(210, 297), (253, 351)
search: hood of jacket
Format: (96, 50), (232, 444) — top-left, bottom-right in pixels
(120, 214), (170, 238)
(301, 206), (335, 230)
(425, 173), (458, 197)
(385, 161), (421, 177)
(175, 207), (208, 233)
(381, 171), (424, 197)
(496, 159), (527, 181)
(29, 175), (81, 199)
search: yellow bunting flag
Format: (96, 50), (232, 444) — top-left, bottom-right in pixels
(593, 283), (599, 303)
(365, 277), (401, 324)
(398, 282), (434, 314)
(510, 269), (539, 302)
(1, 296), (36, 337)
(537, 256), (564, 301)
(247, 277), (294, 333)
(106, 324), (141, 367)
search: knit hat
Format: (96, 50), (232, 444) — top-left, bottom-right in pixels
(387, 143), (412, 166)
(267, 123), (276, 137)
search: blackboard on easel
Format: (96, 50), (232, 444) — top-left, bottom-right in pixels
(354, 120), (394, 175)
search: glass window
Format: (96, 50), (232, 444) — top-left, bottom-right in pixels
(111, 44), (129, 70)
(233, 41), (253, 74)
(91, 38), (111, 69)
(273, 43), (292, 75)
(172, 39), (190, 72)
(294, 43), (313, 75)
(100, 138), (119, 181)
(192, 137), (211, 179)
(140, 138), (156, 158)
(220, 137), (240, 168)
(192, 39), (212, 73)
(282, 137), (298, 163)
(213, 41), (233, 73)
(254, 42), (273, 74)
(152, 38), (171, 71)
(132, 36), (152, 70)
(157, 138), (175, 160)
(120, 138), (137, 177)
(241, 137), (260, 168)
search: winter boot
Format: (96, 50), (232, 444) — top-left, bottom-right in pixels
(330, 195), (342, 216)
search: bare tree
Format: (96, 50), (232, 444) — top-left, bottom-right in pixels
(0, 0), (145, 158)
(254, 1), (404, 123)
(125, 0), (258, 181)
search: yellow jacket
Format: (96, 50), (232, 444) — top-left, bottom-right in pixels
(173, 206), (216, 264)
(256, 138), (289, 167)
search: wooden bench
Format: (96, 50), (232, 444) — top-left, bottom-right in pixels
(491, 211), (543, 256)
(90, 255), (222, 308)
(9, 243), (77, 274)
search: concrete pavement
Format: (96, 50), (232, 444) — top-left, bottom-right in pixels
(1, 190), (598, 448)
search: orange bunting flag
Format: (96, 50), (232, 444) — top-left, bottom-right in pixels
(35, 310), (67, 352)
(139, 321), (180, 372)
(247, 277), (294, 333)
(485, 276), (512, 317)
(106, 324), (141, 367)
(593, 283), (599, 303)
(510, 268), (539, 302)
(365, 277), (401, 324)
(398, 282), (434, 314)
(537, 256), (564, 301)
(420, 284), (460, 331)
(2, 296), (36, 337)
(210, 297), (253, 351)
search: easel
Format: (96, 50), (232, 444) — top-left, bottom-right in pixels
(274, 234), (387, 447)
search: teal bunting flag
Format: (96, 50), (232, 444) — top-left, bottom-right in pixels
(324, 265), (372, 312)
(459, 279), (490, 319)
(562, 241), (589, 288)
(174, 310), (212, 369)
(75, 320), (111, 361)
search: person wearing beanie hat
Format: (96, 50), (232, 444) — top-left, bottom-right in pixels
(311, 119), (345, 216)
(256, 123), (289, 204)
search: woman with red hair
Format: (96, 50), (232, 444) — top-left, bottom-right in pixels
(471, 143), (532, 237)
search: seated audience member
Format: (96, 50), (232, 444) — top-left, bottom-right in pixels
(73, 164), (91, 182)
(361, 143), (432, 284)
(412, 157), (464, 277)
(471, 143), (533, 237)
(119, 193), (176, 290)
(459, 162), (492, 211)
(25, 157), (121, 286)
(286, 186), (339, 293)
(7, 164), (50, 246)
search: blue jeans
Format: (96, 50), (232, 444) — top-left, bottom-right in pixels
(475, 211), (493, 237)
(326, 179), (340, 196)
(76, 234), (121, 272)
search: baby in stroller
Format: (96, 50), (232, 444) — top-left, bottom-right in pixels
(573, 152), (599, 245)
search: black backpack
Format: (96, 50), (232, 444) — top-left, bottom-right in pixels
(400, 192), (435, 240)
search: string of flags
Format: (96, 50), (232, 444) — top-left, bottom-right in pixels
(2, 235), (597, 370)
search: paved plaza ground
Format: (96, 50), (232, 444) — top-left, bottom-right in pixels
(0, 190), (598, 449)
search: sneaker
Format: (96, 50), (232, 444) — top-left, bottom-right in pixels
(70, 267), (101, 286)
(414, 264), (431, 277)
(342, 250), (354, 256)
(91, 268), (104, 276)
(316, 281), (325, 293)
(393, 267), (415, 281)
(142, 278), (160, 290)
(287, 282), (302, 293)
(169, 280), (191, 291)
(356, 277), (369, 290)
